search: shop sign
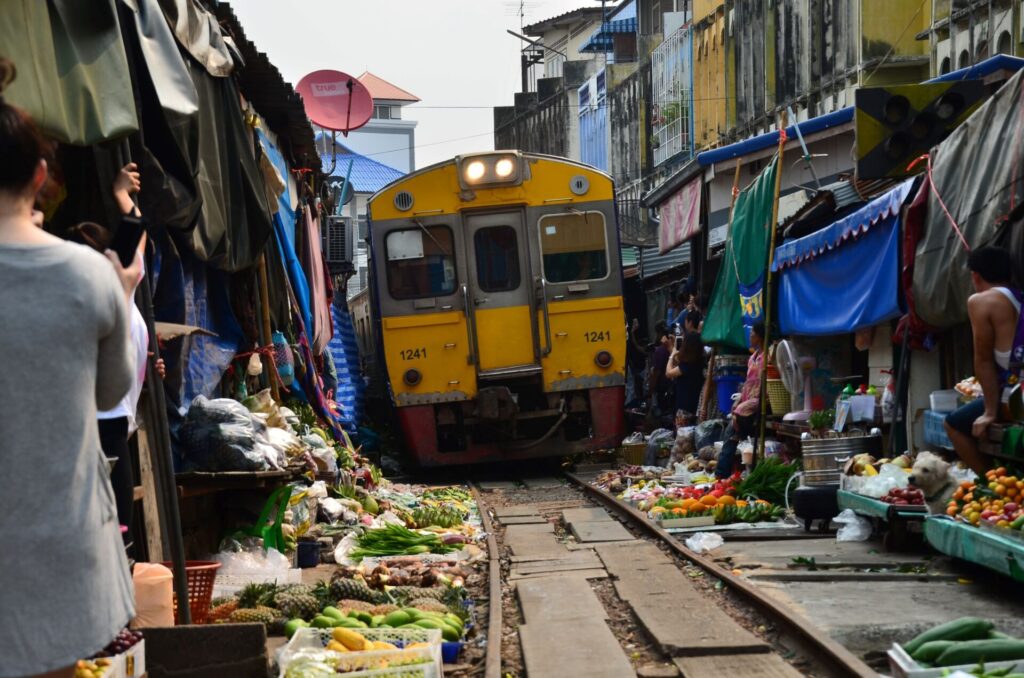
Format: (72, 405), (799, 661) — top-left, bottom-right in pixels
(658, 177), (701, 254)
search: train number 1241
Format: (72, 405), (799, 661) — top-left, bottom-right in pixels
(584, 330), (611, 343)
(400, 348), (427, 360)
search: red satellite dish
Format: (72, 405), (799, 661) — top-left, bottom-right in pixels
(296, 70), (373, 134)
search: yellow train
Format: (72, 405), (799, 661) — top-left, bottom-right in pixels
(350, 151), (626, 466)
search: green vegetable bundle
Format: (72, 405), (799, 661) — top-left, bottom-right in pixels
(713, 502), (784, 525)
(412, 505), (464, 529)
(734, 458), (799, 506)
(349, 523), (460, 561)
(421, 487), (473, 503)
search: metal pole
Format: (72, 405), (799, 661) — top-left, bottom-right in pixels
(757, 111), (787, 461)
(257, 253), (279, 402)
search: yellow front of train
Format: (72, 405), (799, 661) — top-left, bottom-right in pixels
(366, 151), (625, 465)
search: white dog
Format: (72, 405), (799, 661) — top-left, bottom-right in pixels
(908, 451), (957, 514)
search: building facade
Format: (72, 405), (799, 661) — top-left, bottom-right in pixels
(341, 72), (419, 173)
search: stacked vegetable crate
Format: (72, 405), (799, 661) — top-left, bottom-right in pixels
(889, 617), (1024, 677)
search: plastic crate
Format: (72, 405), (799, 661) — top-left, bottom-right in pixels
(929, 390), (959, 412)
(923, 410), (954, 449)
(278, 627), (443, 678)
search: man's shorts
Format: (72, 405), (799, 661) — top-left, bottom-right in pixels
(945, 398), (986, 436)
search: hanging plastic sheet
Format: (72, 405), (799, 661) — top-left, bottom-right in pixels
(913, 68), (1024, 327)
(329, 302), (365, 430)
(154, 0), (235, 77)
(703, 157), (778, 349)
(184, 56), (274, 271)
(299, 206), (333, 355)
(774, 181), (913, 336)
(1, 0), (138, 145)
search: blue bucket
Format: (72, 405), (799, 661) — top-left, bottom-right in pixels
(442, 641), (464, 664)
(296, 541), (320, 568)
(715, 374), (744, 415)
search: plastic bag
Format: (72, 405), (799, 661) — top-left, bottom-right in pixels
(215, 537), (291, 573)
(622, 431), (644, 445)
(685, 532), (724, 553)
(131, 563), (174, 628)
(319, 497), (345, 524)
(695, 419), (726, 451)
(834, 509), (872, 542)
(179, 396), (270, 471)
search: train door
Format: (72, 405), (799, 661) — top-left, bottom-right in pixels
(464, 211), (541, 377)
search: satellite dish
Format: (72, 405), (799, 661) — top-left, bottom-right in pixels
(296, 70), (373, 134)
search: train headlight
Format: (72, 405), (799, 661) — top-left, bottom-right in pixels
(403, 369), (422, 386)
(457, 151), (523, 189)
(594, 351), (613, 368)
(494, 158), (515, 178)
(465, 161), (486, 182)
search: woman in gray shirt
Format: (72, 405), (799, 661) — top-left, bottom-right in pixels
(0, 59), (141, 678)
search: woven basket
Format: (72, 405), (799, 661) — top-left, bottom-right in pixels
(621, 442), (647, 466)
(162, 560), (220, 624)
(767, 379), (791, 416)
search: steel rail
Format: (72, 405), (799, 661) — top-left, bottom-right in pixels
(469, 483), (503, 678)
(565, 472), (877, 678)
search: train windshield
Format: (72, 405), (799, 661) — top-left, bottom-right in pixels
(385, 225), (457, 299)
(538, 211), (608, 283)
(474, 226), (521, 292)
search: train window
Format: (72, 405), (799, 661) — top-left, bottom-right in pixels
(538, 211), (608, 283)
(474, 226), (521, 292)
(385, 226), (457, 300)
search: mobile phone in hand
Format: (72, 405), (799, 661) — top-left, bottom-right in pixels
(112, 215), (146, 268)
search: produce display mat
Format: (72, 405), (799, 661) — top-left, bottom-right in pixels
(664, 520), (798, 535)
(924, 516), (1024, 582)
(838, 490), (927, 521)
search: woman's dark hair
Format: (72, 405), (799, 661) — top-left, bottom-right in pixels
(655, 320), (669, 339)
(66, 222), (112, 253)
(752, 322), (766, 340)
(0, 58), (52, 193)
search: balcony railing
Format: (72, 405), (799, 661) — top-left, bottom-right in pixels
(651, 23), (693, 166)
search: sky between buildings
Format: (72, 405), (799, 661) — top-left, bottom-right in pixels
(231, 0), (594, 170)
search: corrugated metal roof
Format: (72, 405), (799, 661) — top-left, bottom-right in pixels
(317, 134), (405, 194)
(580, 17), (638, 52)
(357, 71), (420, 103)
(639, 242), (691, 279)
(523, 6), (606, 36)
(621, 246), (639, 267)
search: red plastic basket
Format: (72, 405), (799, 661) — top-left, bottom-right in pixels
(162, 560), (221, 624)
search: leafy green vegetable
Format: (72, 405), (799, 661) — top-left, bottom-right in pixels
(734, 457), (799, 505)
(349, 523), (460, 561)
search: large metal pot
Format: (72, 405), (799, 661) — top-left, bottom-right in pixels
(801, 435), (877, 487)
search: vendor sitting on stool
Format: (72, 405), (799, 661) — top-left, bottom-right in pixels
(717, 322), (766, 478)
(945, 246), (1022, 476)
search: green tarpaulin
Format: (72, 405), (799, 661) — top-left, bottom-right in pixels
(1, 0), (138, 145)
(703, 157), (778, 349)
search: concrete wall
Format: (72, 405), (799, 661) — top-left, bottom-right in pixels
(929, 0), (1020, 76)
(693, 3), (727, 149)
(343, 119), (416, 173)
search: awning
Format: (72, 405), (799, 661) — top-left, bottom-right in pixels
(639, 242), (690, 280)
(658, 176), (701, 254)
(775, 181), (915, 336)
(773, 180), (914, 271)
(580, 17), (637, 53)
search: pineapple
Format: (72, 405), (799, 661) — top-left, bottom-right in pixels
(337, 599), (374, 613)
(237, 582), (278, 609)
(208, 599), (239, 622)
(230, 605), (276, 626)
(331, 578), (383, 604)
(369, 603), (399, 615)
(275, 592), (320, 621)
(408, 598), (449, 614)
(388, 586), (445, 603)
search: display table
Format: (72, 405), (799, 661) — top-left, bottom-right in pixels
(838, 489), (927, 550)
(175, 470), (297, 498)
(924, 515), (1024, 582)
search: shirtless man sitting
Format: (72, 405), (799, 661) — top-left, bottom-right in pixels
(945, 246), (1022, 475)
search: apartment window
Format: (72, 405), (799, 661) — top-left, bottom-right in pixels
(373, 105), (399, 120)
(940, 57), (951, 74)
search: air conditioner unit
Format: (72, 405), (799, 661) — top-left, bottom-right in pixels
(322, 215), (356, 275)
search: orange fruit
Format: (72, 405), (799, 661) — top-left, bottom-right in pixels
(682, 498), (699, 511)
(946, 505), (958, 516)
(700, 495), (718, 507)
(736, 500), (748, 508)
(718, 495), (736, 506)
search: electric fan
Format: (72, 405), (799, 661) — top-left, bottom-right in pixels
(774, 339), (816, 422)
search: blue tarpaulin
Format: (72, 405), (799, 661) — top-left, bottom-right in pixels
(329, 302), (365, 430)
(774, 181), (913, 336)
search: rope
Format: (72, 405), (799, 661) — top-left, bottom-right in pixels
(913, 152), (971, 253)
(234, 344), (288, 391)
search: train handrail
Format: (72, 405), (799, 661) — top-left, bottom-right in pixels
(539, 278), (552, 356)
(461, 283), (477, 366)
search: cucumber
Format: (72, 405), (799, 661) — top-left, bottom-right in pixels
(935, 639), (1024, 667)
(904, 618), (994, 654)
(911, 640), (958, 663)
(990, 631), (1014, 640)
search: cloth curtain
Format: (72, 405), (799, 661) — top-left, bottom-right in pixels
(703, 156), (778, 349)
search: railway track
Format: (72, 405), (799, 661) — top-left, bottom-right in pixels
(463, 468), (1024, 678)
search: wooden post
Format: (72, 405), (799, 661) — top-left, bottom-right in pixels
(757, 112), (788, 459)
(257, 253), (280, 402)
(136, 420), (166, 561)
(699, 162), (744, 422)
